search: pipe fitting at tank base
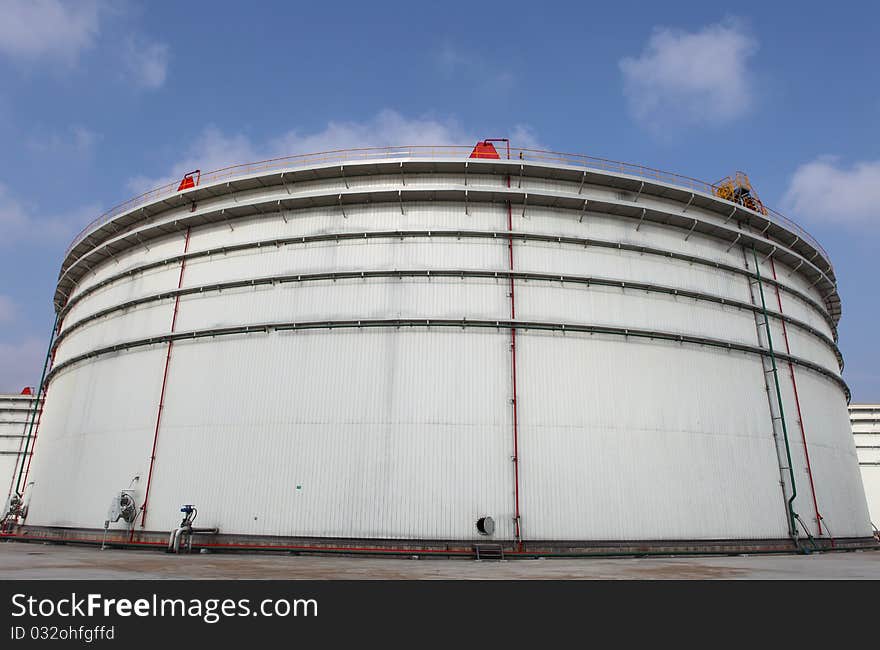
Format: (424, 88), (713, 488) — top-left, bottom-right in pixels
(166, 505), (218, 553)
(1, 493), (26, 533)
(166, 526), (220, 554)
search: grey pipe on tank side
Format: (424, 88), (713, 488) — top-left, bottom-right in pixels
(167, 505), (218, 553)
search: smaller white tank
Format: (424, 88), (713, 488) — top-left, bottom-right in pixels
(0, 390), (42, 500)
(851, 404), (880, 530)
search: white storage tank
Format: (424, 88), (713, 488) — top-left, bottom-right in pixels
(850, 404), (880, 532)
(1, 389), (41, 518)
(9, 144), (874, 554)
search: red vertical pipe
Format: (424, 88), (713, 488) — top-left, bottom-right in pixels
(483, 138), (520, 545)
(502, 145), (522, 547)
(140, 228), (191, 529)
(508, 199), (522, 547)
(483, 138), (520, 546)
(769, 257), (824, 536)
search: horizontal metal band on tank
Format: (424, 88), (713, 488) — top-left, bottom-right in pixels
(54, 183), (840, 322)
(52, 267), (844, 372)
(60, 156), (834, 277)
(57, 229), (839, 338)
(55, 185), (839, 316)
(45, 318), (851, 400)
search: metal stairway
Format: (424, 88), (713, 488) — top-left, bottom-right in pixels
(741, 243), (799, 540)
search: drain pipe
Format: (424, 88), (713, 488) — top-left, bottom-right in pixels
(752, 247), (801, 548)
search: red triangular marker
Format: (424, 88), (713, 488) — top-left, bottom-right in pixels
(470, 141), (500, 159)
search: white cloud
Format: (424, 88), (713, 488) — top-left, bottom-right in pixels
(511, 125), (543, 150)
(0, 337), (45, 394)
(128, 110), (543, 194)
(620, 19), (758, 130)
(71, 125), (99, 152)
(0, 183), (101, 246)
(27, 125), (100, 157)
(273, 110), (471, 153)
(0, 295), (16, 323)
(124, 36), (170, 89)
(0, 0), (103, 64)
(437, 43), (468, 74)
(0, 184), (29, 232)
(782, 156), (880, 228)
(126, 127), (260, 195)
(436, 42), (516, 95)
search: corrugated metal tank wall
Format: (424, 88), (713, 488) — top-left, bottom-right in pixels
(19, 157), (872, 546)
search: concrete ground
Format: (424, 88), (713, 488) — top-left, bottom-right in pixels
(1, 540), (879, 579)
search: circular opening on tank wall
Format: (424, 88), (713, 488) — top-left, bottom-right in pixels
(476, 516), (495, 536)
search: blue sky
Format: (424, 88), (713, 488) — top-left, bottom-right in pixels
(0, 0), (877, 400)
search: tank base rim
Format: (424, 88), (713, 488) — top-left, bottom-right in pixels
(5, 525), (877, 558)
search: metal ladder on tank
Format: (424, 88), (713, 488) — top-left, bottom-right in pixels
(741, 242), (801, 544)
(474, 544), (505, 561)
